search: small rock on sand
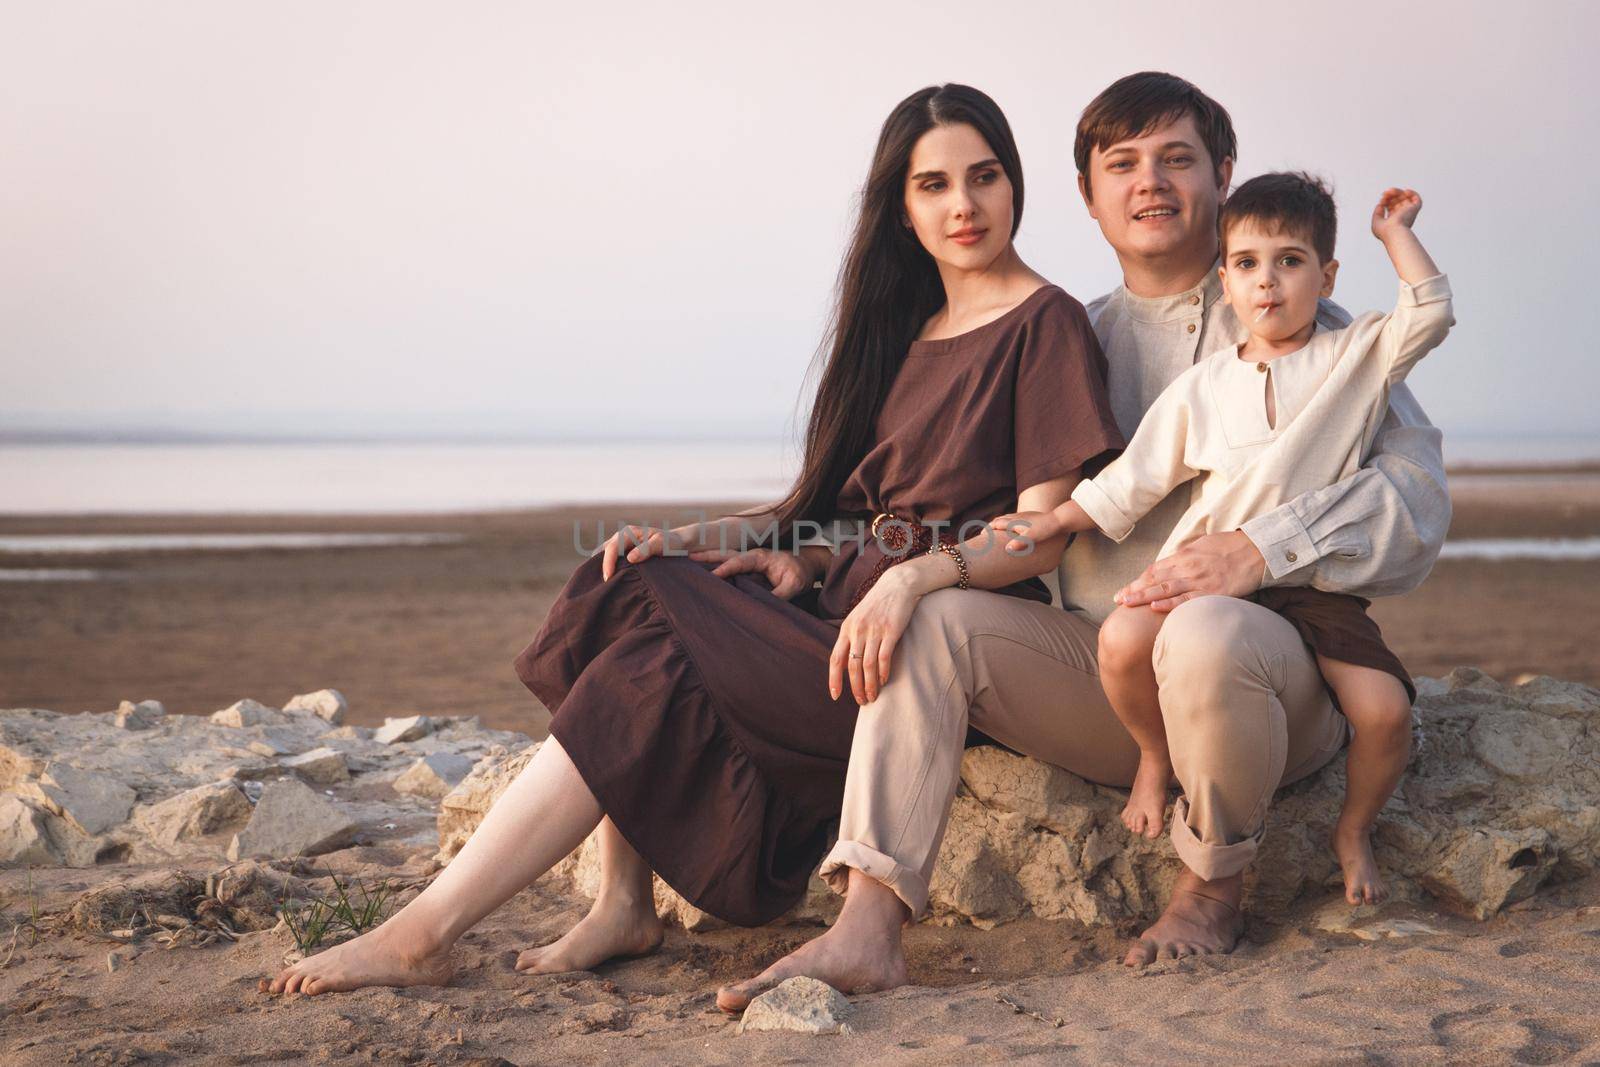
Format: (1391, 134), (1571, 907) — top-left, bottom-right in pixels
(281, 747), (349, 784)
(283, 688), (348, 725)
(18, 762), (137, 835)
(393, 752), (475, 799)
(114, 699), (166, 730)
(210, 699), (281, 729)
(132, 781), (253, 846)
(374, 715), (432, 744)
(738, 976), (854, 1035)
(0, 794), (58, 865)
(227, 779), (358, 859)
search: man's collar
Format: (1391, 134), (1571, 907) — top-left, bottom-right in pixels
(1118, 260), (1224, 324)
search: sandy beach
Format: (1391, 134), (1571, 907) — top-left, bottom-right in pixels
(2, 472), (1599, 1063)
(3, 474), (1599, 731)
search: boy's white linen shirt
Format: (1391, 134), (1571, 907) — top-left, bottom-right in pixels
(1072, 274), (1454, 564)
(1056, 268), (1451, 625)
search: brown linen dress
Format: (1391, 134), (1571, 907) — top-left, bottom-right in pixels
(513, 285), (1123, 926)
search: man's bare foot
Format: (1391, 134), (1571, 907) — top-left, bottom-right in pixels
(515, 892), (664, 974)
(716, 869), (909, 1014)
(265, 921), (454, 996)
(1332, 818), (1387, 905)
(1120, 754), (1171, 839)
(1123, 869), (1244, 967)
(715, 920), (907, 1014)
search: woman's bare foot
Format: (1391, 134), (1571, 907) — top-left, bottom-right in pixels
(1120, 754), (1171, 839)
(1123, 869), (1244, 967)
(1332, 818), (1387, 905)
(265, 921), (454, 996)
(515, 892), (664, 975)
(716, 869), (908, 1014)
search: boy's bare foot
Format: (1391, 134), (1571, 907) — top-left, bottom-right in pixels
(265, 922), (454, 996)
(1123, 869), (1244, 967)
(715, 920), (907, 1014)
(515, 893), (664, 974)
(1332, 818), (1387, 905)
(1120, 755), (1171, 839)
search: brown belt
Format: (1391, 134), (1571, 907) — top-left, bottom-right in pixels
(846, 512), (957, 611)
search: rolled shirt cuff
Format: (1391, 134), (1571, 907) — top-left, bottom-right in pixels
(1240, 508), (1317, 584)
(1397, 273), (1451, 307)
(819, 839), (929, 919)
(1168, 794), (1262, 881)
(1070, 478), (1136, 543)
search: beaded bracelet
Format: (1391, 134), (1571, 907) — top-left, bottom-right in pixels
(929, 541), (970, 590)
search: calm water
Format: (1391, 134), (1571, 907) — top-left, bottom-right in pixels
(0, 441), (796, 515)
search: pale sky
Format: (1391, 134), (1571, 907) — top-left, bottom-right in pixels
(2, 1), (1596, 444)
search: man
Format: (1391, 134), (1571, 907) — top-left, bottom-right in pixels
(718, 72), (1448, 1007)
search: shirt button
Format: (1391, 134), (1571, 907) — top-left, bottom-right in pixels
(1188, 295), (1200, 305)
(1186, 323), (1196, 334)
(1257, 362), (1268, 373)
(1285, 550), (1299, 563)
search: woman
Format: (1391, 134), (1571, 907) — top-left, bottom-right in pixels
(267, 83), (1120, 998)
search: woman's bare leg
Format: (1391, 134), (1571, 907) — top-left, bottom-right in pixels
(515, 817), (664, 973)
(715, 867), (909, 1014)
(268, 738), (603, 995)
(1319, 656), (1413, 905)
(1098, 605), (1173, 839)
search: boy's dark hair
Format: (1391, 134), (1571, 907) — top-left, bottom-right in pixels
(1074, 72), (1236, 199)
(1219, 172), (1338, 263)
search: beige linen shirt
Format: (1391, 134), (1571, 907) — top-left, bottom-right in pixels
(1056, 267), (1451, 626)
(1072, 274), (1455, 565)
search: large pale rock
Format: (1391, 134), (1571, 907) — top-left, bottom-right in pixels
(227, 780), (358, 859)
(281, 747), (349, 784)
(374, 715), (432, 744)
(393, 753), (474, 800)
(18, 763), (137, 835)
(0, 795), (57, 865)
(738, 977), (853, 1035)
(210, 699), (281, 729)
(132, 782), (253, 846)
(283, 689), (347, 725)
(929, 670), (1599, 925)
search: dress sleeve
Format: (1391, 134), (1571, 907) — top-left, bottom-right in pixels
(1012, 292), (1125, 490)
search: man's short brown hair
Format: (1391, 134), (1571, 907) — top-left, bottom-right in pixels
(1075, 72), (1237, 199)
(1219, 172), (1338, 264)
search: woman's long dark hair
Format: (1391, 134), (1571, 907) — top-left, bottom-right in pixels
(771, 84), (1025, 529)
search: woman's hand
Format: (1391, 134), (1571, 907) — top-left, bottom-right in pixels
(830, 568), (922, 704)
(598, 523), (697, 580)
(686, 547), (817, 601)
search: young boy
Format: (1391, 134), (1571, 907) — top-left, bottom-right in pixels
(992, 173), (1453, 905)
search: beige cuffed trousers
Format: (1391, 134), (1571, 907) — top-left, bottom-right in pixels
(817, 590), (1349, 916)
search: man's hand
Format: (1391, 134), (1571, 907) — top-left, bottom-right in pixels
(1114, 531), (1267, 612)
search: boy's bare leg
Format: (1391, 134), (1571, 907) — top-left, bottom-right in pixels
(515, 817), (664, 974)
(1318, 656), (1413, 905)
(267, 738), (603, 995)
(1098, 605), (1174, 839)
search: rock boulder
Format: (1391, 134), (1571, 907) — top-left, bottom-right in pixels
(227, 780), (358, 860)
